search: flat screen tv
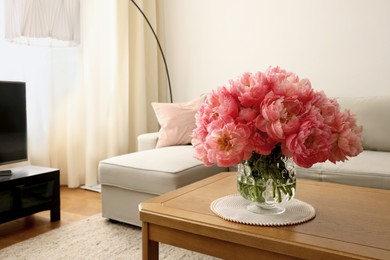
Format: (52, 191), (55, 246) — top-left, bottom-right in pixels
(0, 81), (28, 167)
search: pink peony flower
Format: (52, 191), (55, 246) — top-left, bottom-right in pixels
(238, 107), (259, 123)
(328, 110), (363, 162)
(230, 72), (270, 108)
(203, 118), (252, 167)
(255, 96), (302, 140)
(191, 66), (363, 169)
(284, 112), (332, 167)
(196, 86), (239, 126)
(249, 130), (276, 155)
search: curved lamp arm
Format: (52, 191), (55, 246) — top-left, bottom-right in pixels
(130, 0), (173, 103)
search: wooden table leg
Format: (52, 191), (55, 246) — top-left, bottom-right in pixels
(142, 222), (159, 260)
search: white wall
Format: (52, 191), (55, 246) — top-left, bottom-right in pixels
(162, 0), (390, 102)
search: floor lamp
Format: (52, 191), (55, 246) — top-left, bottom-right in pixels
(130, 0), (173, 103)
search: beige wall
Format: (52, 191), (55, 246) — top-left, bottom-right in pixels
(162, 0), (390, 102)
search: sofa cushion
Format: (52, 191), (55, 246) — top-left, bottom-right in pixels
(152, 95), (205, 148)
(99, 145), (228, 195)
(337, 96), (390, 152)
(296, 150), (390, 189)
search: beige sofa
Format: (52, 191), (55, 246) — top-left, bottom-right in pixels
(99, 135), (228, 226)
(99, 96), (390, 226)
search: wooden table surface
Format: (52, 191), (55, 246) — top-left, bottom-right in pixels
(139, 172), (390, 260)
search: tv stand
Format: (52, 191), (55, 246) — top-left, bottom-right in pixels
(0, 165), (60, 224)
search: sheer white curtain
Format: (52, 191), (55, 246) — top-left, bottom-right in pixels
(50, 0), (162, 187)
(1, 0), (164, 187)
(48, 1), (127, 187)
(48, 0), (162, 187)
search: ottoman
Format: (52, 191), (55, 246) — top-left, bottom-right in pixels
(99, 145), (227, 226)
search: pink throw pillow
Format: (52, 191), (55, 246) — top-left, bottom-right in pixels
(152, 95), (205, 148)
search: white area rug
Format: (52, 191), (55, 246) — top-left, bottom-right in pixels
(0, 214), (219, 260)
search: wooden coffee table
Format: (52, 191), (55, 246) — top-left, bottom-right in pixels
(139, 172), (390, 259)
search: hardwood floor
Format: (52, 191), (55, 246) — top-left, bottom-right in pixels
(0, 186), (101, 250)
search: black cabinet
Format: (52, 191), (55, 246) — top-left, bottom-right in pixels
(0, 165), (60, 223)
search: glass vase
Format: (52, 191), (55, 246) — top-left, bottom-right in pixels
(237, 146), (296, 214)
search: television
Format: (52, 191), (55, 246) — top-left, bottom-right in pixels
(0, 81), (28, 170)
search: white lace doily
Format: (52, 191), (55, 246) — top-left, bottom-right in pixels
(210, 194), (315, 226)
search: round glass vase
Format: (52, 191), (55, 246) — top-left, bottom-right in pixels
(237, 148), (296, 215)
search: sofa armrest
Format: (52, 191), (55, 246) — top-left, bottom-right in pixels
(137, 132), (160, 151)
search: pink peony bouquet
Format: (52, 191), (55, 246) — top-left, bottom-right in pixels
(191, 66), (363, 168)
